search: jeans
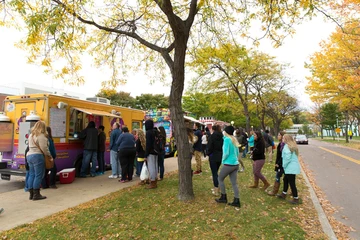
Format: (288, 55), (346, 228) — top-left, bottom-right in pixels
(242, 144), (248, 158)
(110, 150), (121, 176)
(27, 154), (45, 189)
(218, 164), (240, 198)
(97, 151), (105, 173)
(275, 170), (283, 183)
(80, 150), (97, 177)
(24, 171), (30, 191)
(202, 144), (207, 157)
(158, 152), (165, 179)
(209, 160), (221, 188)
(118, 148), (136, 181)
(136, 160), (144, 176)
(147, 154), (158, 181)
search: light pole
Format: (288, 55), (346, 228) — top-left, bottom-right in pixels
(231, 121), (234, 126)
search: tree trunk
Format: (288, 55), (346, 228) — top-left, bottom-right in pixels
(170, 39), (194, 201)
(243, 103), (251, 133)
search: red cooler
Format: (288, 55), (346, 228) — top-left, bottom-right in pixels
(59, 168), (76, 184)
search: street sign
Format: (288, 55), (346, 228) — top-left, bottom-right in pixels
(335, 128), (341, 133)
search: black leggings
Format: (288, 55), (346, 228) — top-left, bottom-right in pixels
(283, 174), (298, 198)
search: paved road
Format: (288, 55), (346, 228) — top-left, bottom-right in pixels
(299, 139), (360, 239)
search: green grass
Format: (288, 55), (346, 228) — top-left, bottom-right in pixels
(319, 138), (360, 150)
(1, 157), (324, 240)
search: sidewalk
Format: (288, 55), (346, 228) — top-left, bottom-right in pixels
(0, 157), (179, 232)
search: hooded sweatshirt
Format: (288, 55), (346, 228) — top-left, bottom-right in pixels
(145, 119), (157, 157)
(207, 131), (223, 163)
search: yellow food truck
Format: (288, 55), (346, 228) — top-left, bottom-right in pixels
(0, 94), (144, 180)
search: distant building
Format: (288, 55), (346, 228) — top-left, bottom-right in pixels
(198, 116), (229, 130)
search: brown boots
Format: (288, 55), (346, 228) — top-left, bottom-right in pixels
(267, 182), (280, 196)
(261, 179), (270, 191)
(32, 189), (46, 201)
(248, 179), (259, 188)
(147, 180), (157, 189)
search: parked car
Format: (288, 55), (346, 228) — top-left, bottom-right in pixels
(295, 135), (309, 144)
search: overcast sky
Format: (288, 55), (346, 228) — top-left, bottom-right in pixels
(0, 15), (336, 108)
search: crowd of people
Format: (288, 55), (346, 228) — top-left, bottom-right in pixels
(188, 124), (301, 208)
(21, 118), (301, 207)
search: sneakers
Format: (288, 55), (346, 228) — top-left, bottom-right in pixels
(108, 175), (119, 179)
(193, 170), (202, 175)
(238, 168), (244, 173)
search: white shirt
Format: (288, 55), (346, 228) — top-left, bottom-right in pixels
(201, 135), (207, 144)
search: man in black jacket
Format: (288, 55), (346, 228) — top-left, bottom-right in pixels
(79, 121), (98, 178)
(144, 119), (158, 189)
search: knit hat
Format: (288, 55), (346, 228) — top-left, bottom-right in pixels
(224, 125), (234, 135)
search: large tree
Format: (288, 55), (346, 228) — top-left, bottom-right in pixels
(1, 0), (324, 200)
(96, 89), (137, 108)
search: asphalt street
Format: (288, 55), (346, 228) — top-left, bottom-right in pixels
(299, 139), (360, 239)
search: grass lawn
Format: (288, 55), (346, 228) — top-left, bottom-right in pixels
(1, 156), (326, 239)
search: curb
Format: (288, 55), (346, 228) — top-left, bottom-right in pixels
(300, 162), (337, 240)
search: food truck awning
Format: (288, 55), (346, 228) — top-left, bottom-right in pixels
(184, 116), (205, 125)
(72, 107), (120, 118)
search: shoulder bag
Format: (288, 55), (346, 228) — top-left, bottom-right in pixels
(32, 136), (54, 169)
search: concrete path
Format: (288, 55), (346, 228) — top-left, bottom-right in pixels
(0, 157), (179, 232)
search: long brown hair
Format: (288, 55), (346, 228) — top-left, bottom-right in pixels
(283, 134), (299, 155)
(137, 129), (146, 150)
(46, 126), (53, 140)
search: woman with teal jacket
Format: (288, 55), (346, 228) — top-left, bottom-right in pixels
(215, 126), (241, 207)
(277, 134), (301, 204)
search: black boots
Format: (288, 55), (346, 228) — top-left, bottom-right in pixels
(215, 194), (227, 203)
(228, 198), (241, 207)
(33, 189), (46, 201)
(29, 189), (34, 200)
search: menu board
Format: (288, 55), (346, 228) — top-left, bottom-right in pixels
(49, 108), (66, 137)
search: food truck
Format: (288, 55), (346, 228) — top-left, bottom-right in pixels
(0, 94), (144, 180)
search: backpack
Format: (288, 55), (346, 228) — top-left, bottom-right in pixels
(153, 129), (164, 154)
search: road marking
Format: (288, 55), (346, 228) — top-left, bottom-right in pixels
(319, 147), (360, 165)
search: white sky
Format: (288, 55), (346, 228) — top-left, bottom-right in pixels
(0, 16), (336, 108)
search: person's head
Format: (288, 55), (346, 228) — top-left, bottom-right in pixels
(205, 127), (209, 132)
(46, 126), (53, 140)
(224, 125), (234, 136)
(145, 119), (154, 131)
(283, 134), (299, 155)
(122, 127), (129, 133)
(254, 131), (264, 142)
(187, 128), (195, 142)
(159, 126), (166, 138)
(211, 125), (217, 133)
(235, 129), (240, 136)
(277, 130), (286, 141)
(137, 129), (146, 149)
(31, 121), (47, 137)
(98, 125), (104, 132)
(265, 129), (270, 134)
(87, 121), (96, 129)
(224, 125), (240, 147)
(112, 122), (120, 130)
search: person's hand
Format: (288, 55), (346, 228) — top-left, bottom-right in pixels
(275, 164), (279, 167)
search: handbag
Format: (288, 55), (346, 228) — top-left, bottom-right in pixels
(32, 136), (54, 169)
(140, 162), (149, 181)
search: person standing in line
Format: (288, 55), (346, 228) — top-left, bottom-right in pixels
(207, 125), (223, 196)
(201, 130), (208, 159)
(79, 121), (98, 178)
(263, 130), (274, 163)
(158, 126), (166, 181)
(193, 124), (203, 175)
(97, 125), (106, 175)
(268, 131), (285, 196)
(27, 121), (53, 200)
(248, 130), (255, 151)
(144, 119), (159, 189)
(215, 125), (241, 207)
(109, 122), (122, 179)
(116, 127), (136, 182)
(277, 134), (301, 204)
(136, 129), (147, 185)
(41, 127), (58, 189)
(248, 131), (270, 191)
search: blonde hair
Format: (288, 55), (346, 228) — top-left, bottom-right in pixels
(31, 121), (48, 137)
(283, 134), (298, 155)
(223, 132), (240, 147)
(136, 129), (146, 150)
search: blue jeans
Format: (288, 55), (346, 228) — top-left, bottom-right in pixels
(209, 160), (221, 188)
(27, 154), (45, 189)
(275, 170), (283, 183)
(24, 171), (30, 191)
(110, 150), (121, 176)
(80, 150), (97, 176)
(158, 152), (165, 179)
(136, 160), (144, 176)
